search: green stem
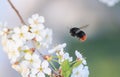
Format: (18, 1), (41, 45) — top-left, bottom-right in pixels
(49, 61), (57, 71)
(52, 59), (59, 63)
(52, 55), (58, 59)
(70, 60), (77, 65)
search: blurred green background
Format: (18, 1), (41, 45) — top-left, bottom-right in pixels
(64, 30), (120, 77)
(0, 0), (120, 77)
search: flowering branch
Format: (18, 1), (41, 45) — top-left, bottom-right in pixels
(8, 0), (26, 25)
(0, 1), (89, 77)
(7, 0), (60, 76)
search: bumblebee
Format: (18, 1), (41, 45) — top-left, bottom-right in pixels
(70, 25), (88, 42)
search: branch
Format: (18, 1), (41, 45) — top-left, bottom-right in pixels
(8, 0), (26, 25)
(7, 1), (60, 76)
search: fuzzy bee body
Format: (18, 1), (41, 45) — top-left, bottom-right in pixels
(70, 26), (88, 42)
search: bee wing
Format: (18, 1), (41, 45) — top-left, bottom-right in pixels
(79, 25), (89, 29)
(75, 29), (81, 34)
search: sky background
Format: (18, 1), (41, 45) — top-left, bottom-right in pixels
(0, 0), (120, 77)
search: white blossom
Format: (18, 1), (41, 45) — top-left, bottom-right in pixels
(0, 22), (8, 36)
(31, 60), (51, 77)
(2, 39), (25, 64)
(12, 62), (30, 77)
(99, 0), (120, 7)
(40, 28), (52, 48)
(24, 53), (40, 68)
(28, 13), (45, 25)
(48, 43), (66, 53)
(30, 25), (44, 41)
(8, 50), (20, 64)
(63, 52), (73, 62)
(75, 50), (87, 65)
(0, 14), (89, 77)
(0, 28), (9, 36)
(56, 49), (65, 63)
(3, 39), (22, 52)
(71, 64), (89, 77)
(12, 26), (33, 42)
(48, 43), (73, 63)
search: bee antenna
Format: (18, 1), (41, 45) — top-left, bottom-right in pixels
(79, 24), (89, 29)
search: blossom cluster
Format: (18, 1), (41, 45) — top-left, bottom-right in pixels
(0, 14), (89, 77)
(99, 0), (120, 7)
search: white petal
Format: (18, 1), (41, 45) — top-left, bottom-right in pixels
(32, 14), (39, 20)
(38, 16), (45, 23)
(63, 52), (73, 62)
(37, 24), (44, 30)
(82, 66), (89, 77)
(48, 49), (55, 54)
(21, 25), (28, 33)
(99, 0), (119, 7)
(43, 68), (51, 75)
(36, 35), (42, 42)
(82, 59), (87, 65)
(32, 54), (40, 62)
(12, 64), (20, 72)
(11, 34), (18, 41)
(13, 27), (20, 33)
(29, 74), (36, 77)
(42, 60), (49, 68)
(26, 33), (35, 40)
(59, 49), (64, 55)
(21, 68), (30, 77)
(24, 53), (32, 60)
(28, 18), (34, 25)
(32, 60), (41, 68)
(31, 69), (38, 75)
(15, 39), (23, 47)
(64, 53), (69, 58)
(37, 72), (45, 77)
(75, 50), (82, 59)
(21, 61), (29, 67)
(69, 57), (73, 62)
(48, 43), (66, 54)
(78, 64), (84, 69)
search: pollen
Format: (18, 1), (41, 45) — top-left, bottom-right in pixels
(20, 33), (24, 38)
(34, 20), (39, 25)
(44, 55), (52, 61)
(39, 66), (43, 72)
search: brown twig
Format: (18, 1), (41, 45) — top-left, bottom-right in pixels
(8, 0), (26, 25)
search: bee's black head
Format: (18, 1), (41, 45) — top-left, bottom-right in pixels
(70, 27), (79, 37)
(76, 30), (86, 38)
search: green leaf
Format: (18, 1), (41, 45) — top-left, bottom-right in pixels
(61, 60), (72, 77)
(61, 60), (69, 70)
(65, 70), (72, 77)
(72, 60), (82, 69)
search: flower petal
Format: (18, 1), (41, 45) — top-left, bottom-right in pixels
(31, 69), (38, 75)
(37, 72), (45, 77)
(38, 16), (45, 23)
(24, 53), (32, 60)
(43, 68), (51, 75)
(75, 50), (82, 59)
(42, 60), (49, 68)
(32, 60), (41, 68)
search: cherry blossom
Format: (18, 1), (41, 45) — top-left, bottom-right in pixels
(0, 14), (89, 77)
